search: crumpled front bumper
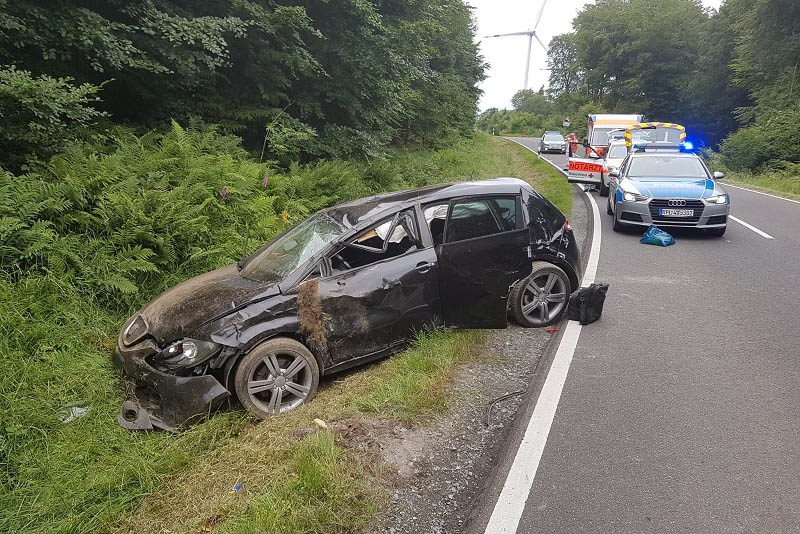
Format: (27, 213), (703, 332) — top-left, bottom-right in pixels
(113, 339), (230, 431)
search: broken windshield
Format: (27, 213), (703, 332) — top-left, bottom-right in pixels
(241, 213), (345, 283)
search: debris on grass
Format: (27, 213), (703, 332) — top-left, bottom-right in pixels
(313, 418), (328, 430)
(58, 406), (89, 423)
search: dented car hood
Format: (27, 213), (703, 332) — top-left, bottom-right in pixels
(140, 264), (278, 344)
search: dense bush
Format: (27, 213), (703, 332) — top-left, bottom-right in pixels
(719, 111), (800, 171)
(0, 67), (107, 171)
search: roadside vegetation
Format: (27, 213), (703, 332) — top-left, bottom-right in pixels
(1, 2), (490, 530)
(0, 127), (568, 533)
(477, 0), (799, 198)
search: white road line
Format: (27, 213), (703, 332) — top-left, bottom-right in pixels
(725, 183), (800, 205)
(729, 215), (775, 239)
(484, 141), (602, 534)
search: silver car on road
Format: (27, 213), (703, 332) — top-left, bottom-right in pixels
(607, 146), (730, 236)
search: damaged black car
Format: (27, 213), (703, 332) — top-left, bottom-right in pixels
(114, 178), (582, 430)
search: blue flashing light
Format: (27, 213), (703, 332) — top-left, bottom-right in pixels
(682, 141), (694, 150)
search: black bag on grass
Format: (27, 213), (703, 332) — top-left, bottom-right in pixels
(567, 283), (609, 325)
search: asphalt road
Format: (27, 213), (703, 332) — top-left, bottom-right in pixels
(496, 138), (800, 533)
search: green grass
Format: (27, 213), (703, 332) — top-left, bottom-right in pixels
(358, 329), (484, 422)
(1, 129), (567, 533)
(724, 169), (800, 200)
(217, 432), (374, 534)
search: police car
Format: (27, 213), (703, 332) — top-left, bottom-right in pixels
(606, 144), (729, 236)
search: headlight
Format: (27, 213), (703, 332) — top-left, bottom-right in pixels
(705, 194), (727, 204)
(623, 191), (649, 202)
(122, 315), (148, 346)
(154, 339), (221, 370)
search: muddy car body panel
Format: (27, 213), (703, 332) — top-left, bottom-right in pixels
(115, 178), (581, 429)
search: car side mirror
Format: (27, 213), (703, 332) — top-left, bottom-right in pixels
(608, 170), (619, 178)
(713, 171), (725, 180)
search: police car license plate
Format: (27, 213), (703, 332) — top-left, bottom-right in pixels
(660, 208), (694, 217)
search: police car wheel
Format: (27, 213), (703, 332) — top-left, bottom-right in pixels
(606, 197), (613, 215)
(612, 210), (624, 232)
(599, 180), (609, 197)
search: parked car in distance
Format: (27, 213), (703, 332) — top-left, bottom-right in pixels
(115, 178), (582, 430)
(607, 145), (729, 236)
(599, 139), (629, 197)
(538, 131), (567, 154)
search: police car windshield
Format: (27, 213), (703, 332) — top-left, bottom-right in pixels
(544, 134), (564, 141)
(628, 157), (708, 179)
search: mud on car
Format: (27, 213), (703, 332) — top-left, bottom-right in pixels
(114, 178), (582, 430)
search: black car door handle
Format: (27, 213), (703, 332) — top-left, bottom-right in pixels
(415, 261), (433, 273)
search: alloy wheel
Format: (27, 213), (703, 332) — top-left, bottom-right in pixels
(520, 273), (567, 325)
(246, 352), (312, 415)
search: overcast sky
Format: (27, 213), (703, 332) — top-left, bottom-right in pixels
(467, 0), (724, 111)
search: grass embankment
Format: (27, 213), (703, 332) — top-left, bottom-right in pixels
(722, 169), (800, 200)
(703, 153), (800, 201)
(0, 128), (568, 533)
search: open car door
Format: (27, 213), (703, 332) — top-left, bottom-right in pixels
(435, 196), (532, 329)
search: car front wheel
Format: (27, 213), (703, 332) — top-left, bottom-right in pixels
(234, 337), (320, 419)
(510, 262), (571, 327)
(612, 208), (624, 232)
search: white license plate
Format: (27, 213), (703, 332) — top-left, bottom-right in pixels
(660, 208), (694, 217)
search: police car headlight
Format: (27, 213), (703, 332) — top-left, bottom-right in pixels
(623, 191), (649, 202)
(705, 194), (727, 204)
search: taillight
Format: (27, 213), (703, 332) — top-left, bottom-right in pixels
(564, 219), (571, 232)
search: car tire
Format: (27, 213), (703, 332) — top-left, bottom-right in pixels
(234, 337), (320, 419)
(607, 197), (614, 215)
(707, 226), (726, 237)
(510, 261), (571, 328)
(612, 210), (624, 232)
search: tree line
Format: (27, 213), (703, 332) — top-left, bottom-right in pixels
(477, 0), (800, 173)
(0, 0), (485, 171)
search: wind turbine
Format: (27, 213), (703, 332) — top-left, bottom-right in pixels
(485, 0), (548, 90)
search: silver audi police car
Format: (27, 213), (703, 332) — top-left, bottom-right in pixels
(607, 146), (729, 236)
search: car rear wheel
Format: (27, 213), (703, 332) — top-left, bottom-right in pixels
(234, 338), (320, 419)
(510, 262), (571, 328)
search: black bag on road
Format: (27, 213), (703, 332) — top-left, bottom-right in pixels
(567, 283), (608, 325)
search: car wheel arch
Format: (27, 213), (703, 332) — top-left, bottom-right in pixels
(530, 254), (579, 296)
(223, 331), (327, 394)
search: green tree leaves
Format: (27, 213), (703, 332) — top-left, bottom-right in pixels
(0, 0), (485, 167)
(0, 67), (107, 170)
